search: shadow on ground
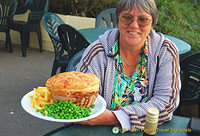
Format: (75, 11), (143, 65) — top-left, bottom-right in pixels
(0, 44), (64, 136)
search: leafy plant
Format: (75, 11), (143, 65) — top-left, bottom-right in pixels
(18, 0), (200, 54)
(155, 0), (200, 54)
(49, 0), (118, 17)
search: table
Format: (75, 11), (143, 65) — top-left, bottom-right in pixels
(79, 28), (191, 55)
(164, 35), (191, 55)
(44, 115), (191, 136)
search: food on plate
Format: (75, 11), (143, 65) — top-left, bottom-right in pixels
(39, 100), (93, 119)
(28, 87), (54, 110)
(27, 72), (100, 120)
(28, 86), (95, 119)
(45, 71), (100, 108)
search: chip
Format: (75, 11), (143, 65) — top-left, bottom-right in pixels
(29, 87), (54, 110)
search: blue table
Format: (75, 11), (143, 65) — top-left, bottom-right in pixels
(44, 115), (191, 136)
(79, 28), (191, 55)
(164, 35), (191, 55)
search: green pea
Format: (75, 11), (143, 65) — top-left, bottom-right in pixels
(39, 100), (93, 119)
(91, 104), (95, 108)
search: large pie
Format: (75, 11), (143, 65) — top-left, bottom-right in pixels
(45, 71), (100, 108)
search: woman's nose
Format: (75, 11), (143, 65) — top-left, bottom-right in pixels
(129, 18), (140, 28)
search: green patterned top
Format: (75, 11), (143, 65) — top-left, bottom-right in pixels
(110, 39), (149, 110)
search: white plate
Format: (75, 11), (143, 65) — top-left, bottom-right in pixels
(21, 90), (106, 122)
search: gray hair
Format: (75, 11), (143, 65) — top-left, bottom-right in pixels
(116, 0), (158, 26)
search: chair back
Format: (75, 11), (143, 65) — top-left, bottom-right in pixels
(95, 8), (117, 28)
(24, 0), (49, 12)
(181, 52), (200, 102)
(0, 0), (18, 25)
(67, 49), (85, 72)
(42, 12), (65, 59)
(58, 24), (90, 59)
(27, 0), (49, 24)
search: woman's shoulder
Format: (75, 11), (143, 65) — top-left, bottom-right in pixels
(148, 30), (179, 61)
(149, 30), (177, 48)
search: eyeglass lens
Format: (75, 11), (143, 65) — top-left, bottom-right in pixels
(120, 14), (151, 27)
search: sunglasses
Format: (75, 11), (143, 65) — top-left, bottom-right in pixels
(119, 13), (152, 27)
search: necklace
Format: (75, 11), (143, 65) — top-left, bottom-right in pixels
(120, 55), (136, 77)
(121, 55), (136, 67)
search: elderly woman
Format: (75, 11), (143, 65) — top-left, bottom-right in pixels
(76, 0), (181, 132)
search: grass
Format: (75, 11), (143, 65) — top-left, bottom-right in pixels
(155, 0), (200, 55)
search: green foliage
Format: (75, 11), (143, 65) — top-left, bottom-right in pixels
(18, 0), (200, 54)
(49, 0), (118, 17)
(154, 0), (200, 54)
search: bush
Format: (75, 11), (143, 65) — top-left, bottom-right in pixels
(49, 0), (118, 17)
(155, 0), (200, 54)
(49, 0), (199, 54)
(18, 0), (200, 54)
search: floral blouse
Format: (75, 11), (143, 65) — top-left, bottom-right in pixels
(110, 39), (149, 110)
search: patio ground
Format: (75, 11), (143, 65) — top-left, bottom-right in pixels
(0, 43), (63, 136)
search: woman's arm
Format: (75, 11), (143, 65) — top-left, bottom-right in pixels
(77, 109), (119, 125)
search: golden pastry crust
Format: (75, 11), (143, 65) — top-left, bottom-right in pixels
(46, 71), (100, 90)
(45, 71), (100, 108)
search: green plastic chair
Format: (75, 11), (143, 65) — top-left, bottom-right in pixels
(58, 24), (89, 61)
(57, 24), (89, 72)
(66, 49), (85, 72)
(42, 12), (67, 76)
(175, 52), (200, 117)
(0, 0), (18, 52)
(10, 0), (49, 57)
(95, 8), (117, 28)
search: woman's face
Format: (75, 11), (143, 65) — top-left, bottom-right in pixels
(118, 7), (153, 49)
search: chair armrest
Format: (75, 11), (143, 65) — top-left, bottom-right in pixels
(67, 49), (85, 72)
(13, 9), (30, 22)
(0, 16), (13, 19)
(44, 0), (50, 12)
(28, 10), (45, 23)
(15, 5), (28, 14)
